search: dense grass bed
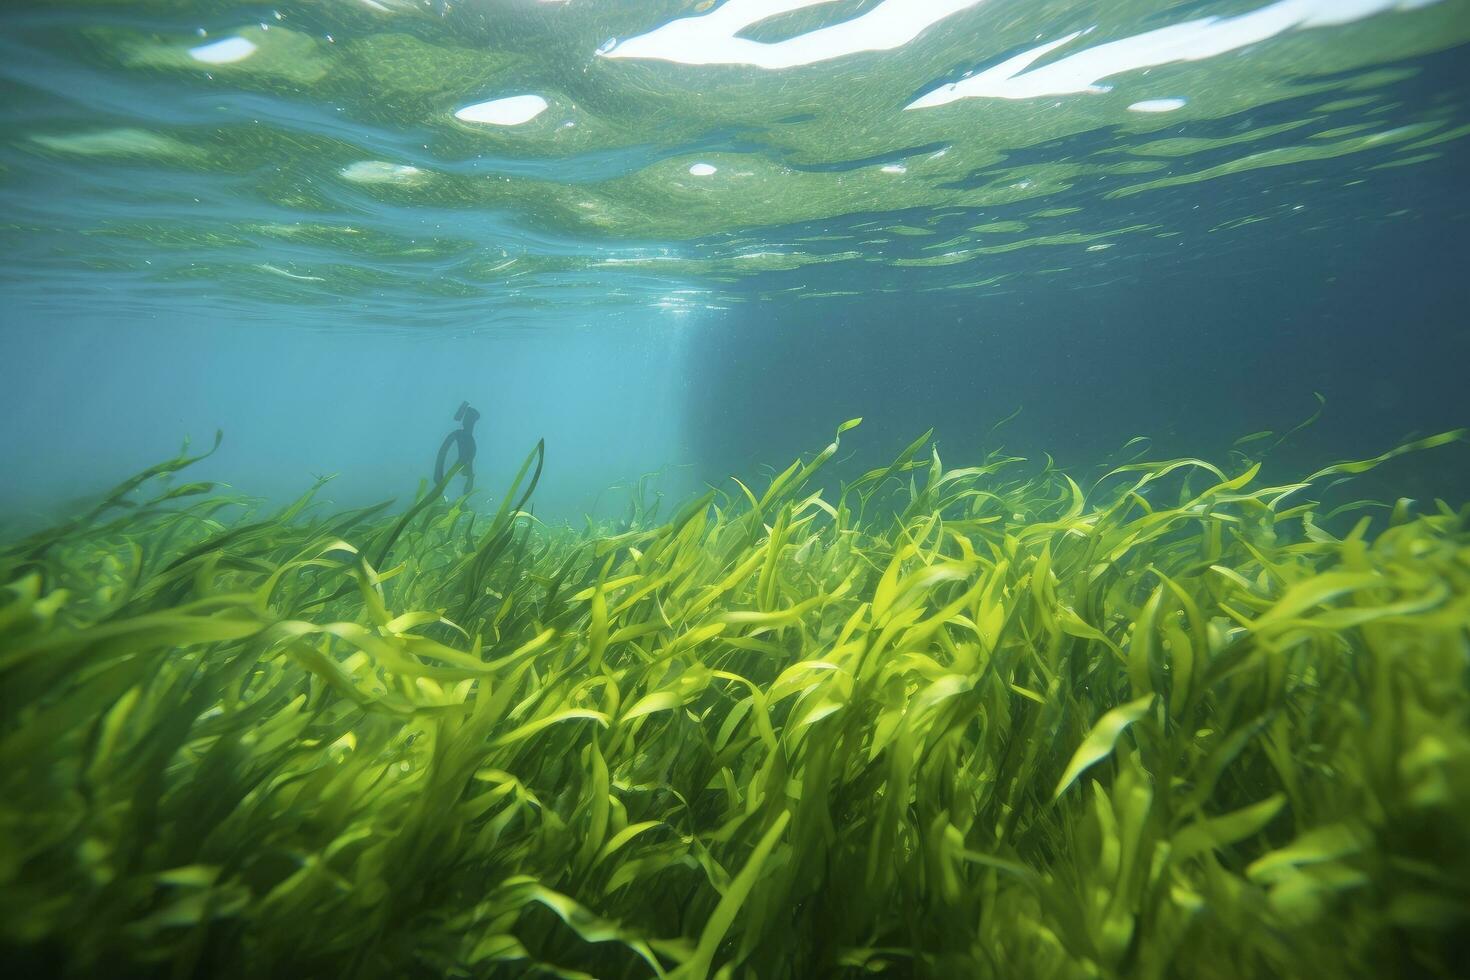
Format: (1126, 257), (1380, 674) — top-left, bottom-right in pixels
(2, 422), (1467, 979)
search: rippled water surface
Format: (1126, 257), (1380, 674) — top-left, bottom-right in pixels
(3, 0), (1468, 329)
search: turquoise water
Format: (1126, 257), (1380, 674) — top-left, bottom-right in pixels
(3, 6), (1470, 978)
(2, 0), (1468, 516)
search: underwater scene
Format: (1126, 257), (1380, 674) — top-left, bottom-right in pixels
(3, 1), (1470, 977)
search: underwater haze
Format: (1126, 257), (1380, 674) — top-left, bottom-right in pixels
(3, 1), (1470, 978)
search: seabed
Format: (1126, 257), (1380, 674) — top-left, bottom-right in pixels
(2, 421), (1467, 979)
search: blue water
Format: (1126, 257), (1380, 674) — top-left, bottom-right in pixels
(2, 0), (1468, 523)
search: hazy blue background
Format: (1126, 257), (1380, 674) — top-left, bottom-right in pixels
(0, 315), (696, 526)
(5, 152), (1465, 528)
(2, 1), (1468, 526)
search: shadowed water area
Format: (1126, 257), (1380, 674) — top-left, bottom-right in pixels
(2, 2), (1469, 979)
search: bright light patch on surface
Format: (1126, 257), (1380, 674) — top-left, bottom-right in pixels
(189, 37), (256, 64)
(881, 163), (908, 173)
(30, 128), (201, 160)
(1129, 98), (1188, 112)
(455, 95), (549, 126)
(339, 161), (425, 184)
(656, 294), (696, 314)
(355, 0), (420, 12)
(907, 0), (1442, 108)
(689, 163), (718, 176)
(601, 0), (990, 69)
(258, 263), (325, 282)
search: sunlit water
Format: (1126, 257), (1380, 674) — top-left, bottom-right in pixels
(1, 0), (1468, 518)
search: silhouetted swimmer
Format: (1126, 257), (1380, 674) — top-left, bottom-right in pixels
(435, 401), (479, 495)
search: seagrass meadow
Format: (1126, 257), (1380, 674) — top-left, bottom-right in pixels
(2, 419), (1468, 980)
